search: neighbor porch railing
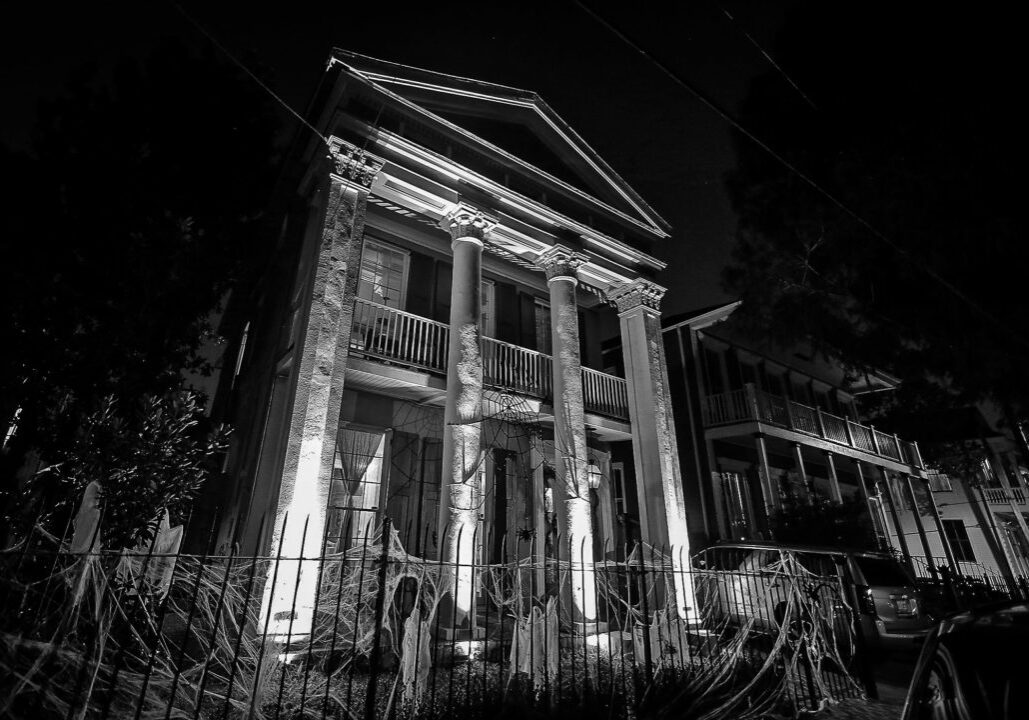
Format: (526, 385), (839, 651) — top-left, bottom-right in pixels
(701, 383), (923, 468)
(351, 298), (630, 420)
(983, 487), (1028, 505)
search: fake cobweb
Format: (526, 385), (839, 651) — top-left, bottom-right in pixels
(0, 390), (865, 719)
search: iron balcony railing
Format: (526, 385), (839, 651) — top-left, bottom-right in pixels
(701, 383), (924, 468)
(350, 297), (630, 420)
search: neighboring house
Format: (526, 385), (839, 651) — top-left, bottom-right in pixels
(657, 301), (1029, 590)
(201, 50), (692, 639)
(657, 302), (933, 559)
(889, 406), (1029, 586)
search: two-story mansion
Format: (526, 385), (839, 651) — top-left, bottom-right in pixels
(659, 302), (935, 559)
(205, 51), (692, 639)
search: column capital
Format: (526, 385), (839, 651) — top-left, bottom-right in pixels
(536, 244), (588, 282)
(327, 136), (385, 189)
(441, 203), (497, 243)
(607, 278), (666, 313)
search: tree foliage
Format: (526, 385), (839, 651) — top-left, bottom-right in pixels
(0, 41), (280, 533)
(723, 3), (1029, 428)
(31, 392), (228, 549)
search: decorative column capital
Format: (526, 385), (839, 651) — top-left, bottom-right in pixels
(535, 244), (588, 282)
(607, 278), (666, 313)
(327, 136), (385, 189)
(441, 203), (497, 243)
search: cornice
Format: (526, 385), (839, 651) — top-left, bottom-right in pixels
(336, 65), (670, 238)
(327, 136), (385, 189)
(607, 279), (667, 314)
(371, 129), (667, 271)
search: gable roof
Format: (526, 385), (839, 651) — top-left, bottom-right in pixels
(328, 49), (670, 238)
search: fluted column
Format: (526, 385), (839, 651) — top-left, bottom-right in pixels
(437, 204), (494, 630)
(609, 279), (697, 620)
(260, 138), (383, 642)
(537, 245), (596, 623)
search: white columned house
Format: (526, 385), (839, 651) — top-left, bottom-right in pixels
(206, 49), (699, 641)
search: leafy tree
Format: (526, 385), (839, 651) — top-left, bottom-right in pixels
(30, 392), (228, 549)
(723, 3), (1029, 439)
(0, 41), (280, 535)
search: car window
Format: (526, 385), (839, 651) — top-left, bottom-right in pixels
(698, 547), (732, 570)
(701, 547), (763, 570)
(793, 551), (840, 578)
(739, 549), (778, 571)
(853, 555), (912, 586)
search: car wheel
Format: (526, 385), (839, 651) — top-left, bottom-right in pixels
(921, 647), (965, 720)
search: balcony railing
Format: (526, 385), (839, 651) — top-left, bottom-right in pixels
(983, 487), (1028, 505)
(701, 383), (923, 468)
(350, 298), (630, 420)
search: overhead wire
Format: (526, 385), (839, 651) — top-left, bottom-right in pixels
(572, 1), (1029, 355)
(168, 1), (330, 148)
(711, 1), (818, 110)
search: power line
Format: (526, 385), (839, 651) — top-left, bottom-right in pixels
(711, 1), (817, 110)
(572, 1), (1029, 355)
(168, 1), (329, 147)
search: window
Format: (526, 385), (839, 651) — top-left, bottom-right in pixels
(534, 299), (552, 354)
(358, 240), (408, 308)
(926, 470), (953, 492)
(612, 462), (626, 515)
(942, 519), (976, 563)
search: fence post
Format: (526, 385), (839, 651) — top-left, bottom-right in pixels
(365, 516), (392, 720)
(635, 542), (653, 689)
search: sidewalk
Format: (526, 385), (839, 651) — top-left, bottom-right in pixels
(814, 698), (903, 719)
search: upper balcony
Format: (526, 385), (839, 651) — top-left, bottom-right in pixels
(348, 298), (630, 421)
(702, 383), (924, 470)
(982, 487), (1028, 506)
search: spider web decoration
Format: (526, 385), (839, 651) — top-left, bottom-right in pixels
(0, 387), (868, 720)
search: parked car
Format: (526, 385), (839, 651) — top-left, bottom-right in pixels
(694, 542), (934, 651)
(901, 601), (1029, 719)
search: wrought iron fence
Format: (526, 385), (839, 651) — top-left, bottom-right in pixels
(909, 554), (1029, 616)
(1, 518), (871, 720)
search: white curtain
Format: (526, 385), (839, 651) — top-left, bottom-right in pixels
(327, 428), (386, 550)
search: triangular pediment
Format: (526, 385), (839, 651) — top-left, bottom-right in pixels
(331, 50), (669, 236)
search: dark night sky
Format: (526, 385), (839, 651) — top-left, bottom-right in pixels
(2, 1), (797, 316)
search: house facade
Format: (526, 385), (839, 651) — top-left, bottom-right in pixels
(659, 302), (1029, 590)
(204, 51), (693, 639)
(891, 407), (1029, 586)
